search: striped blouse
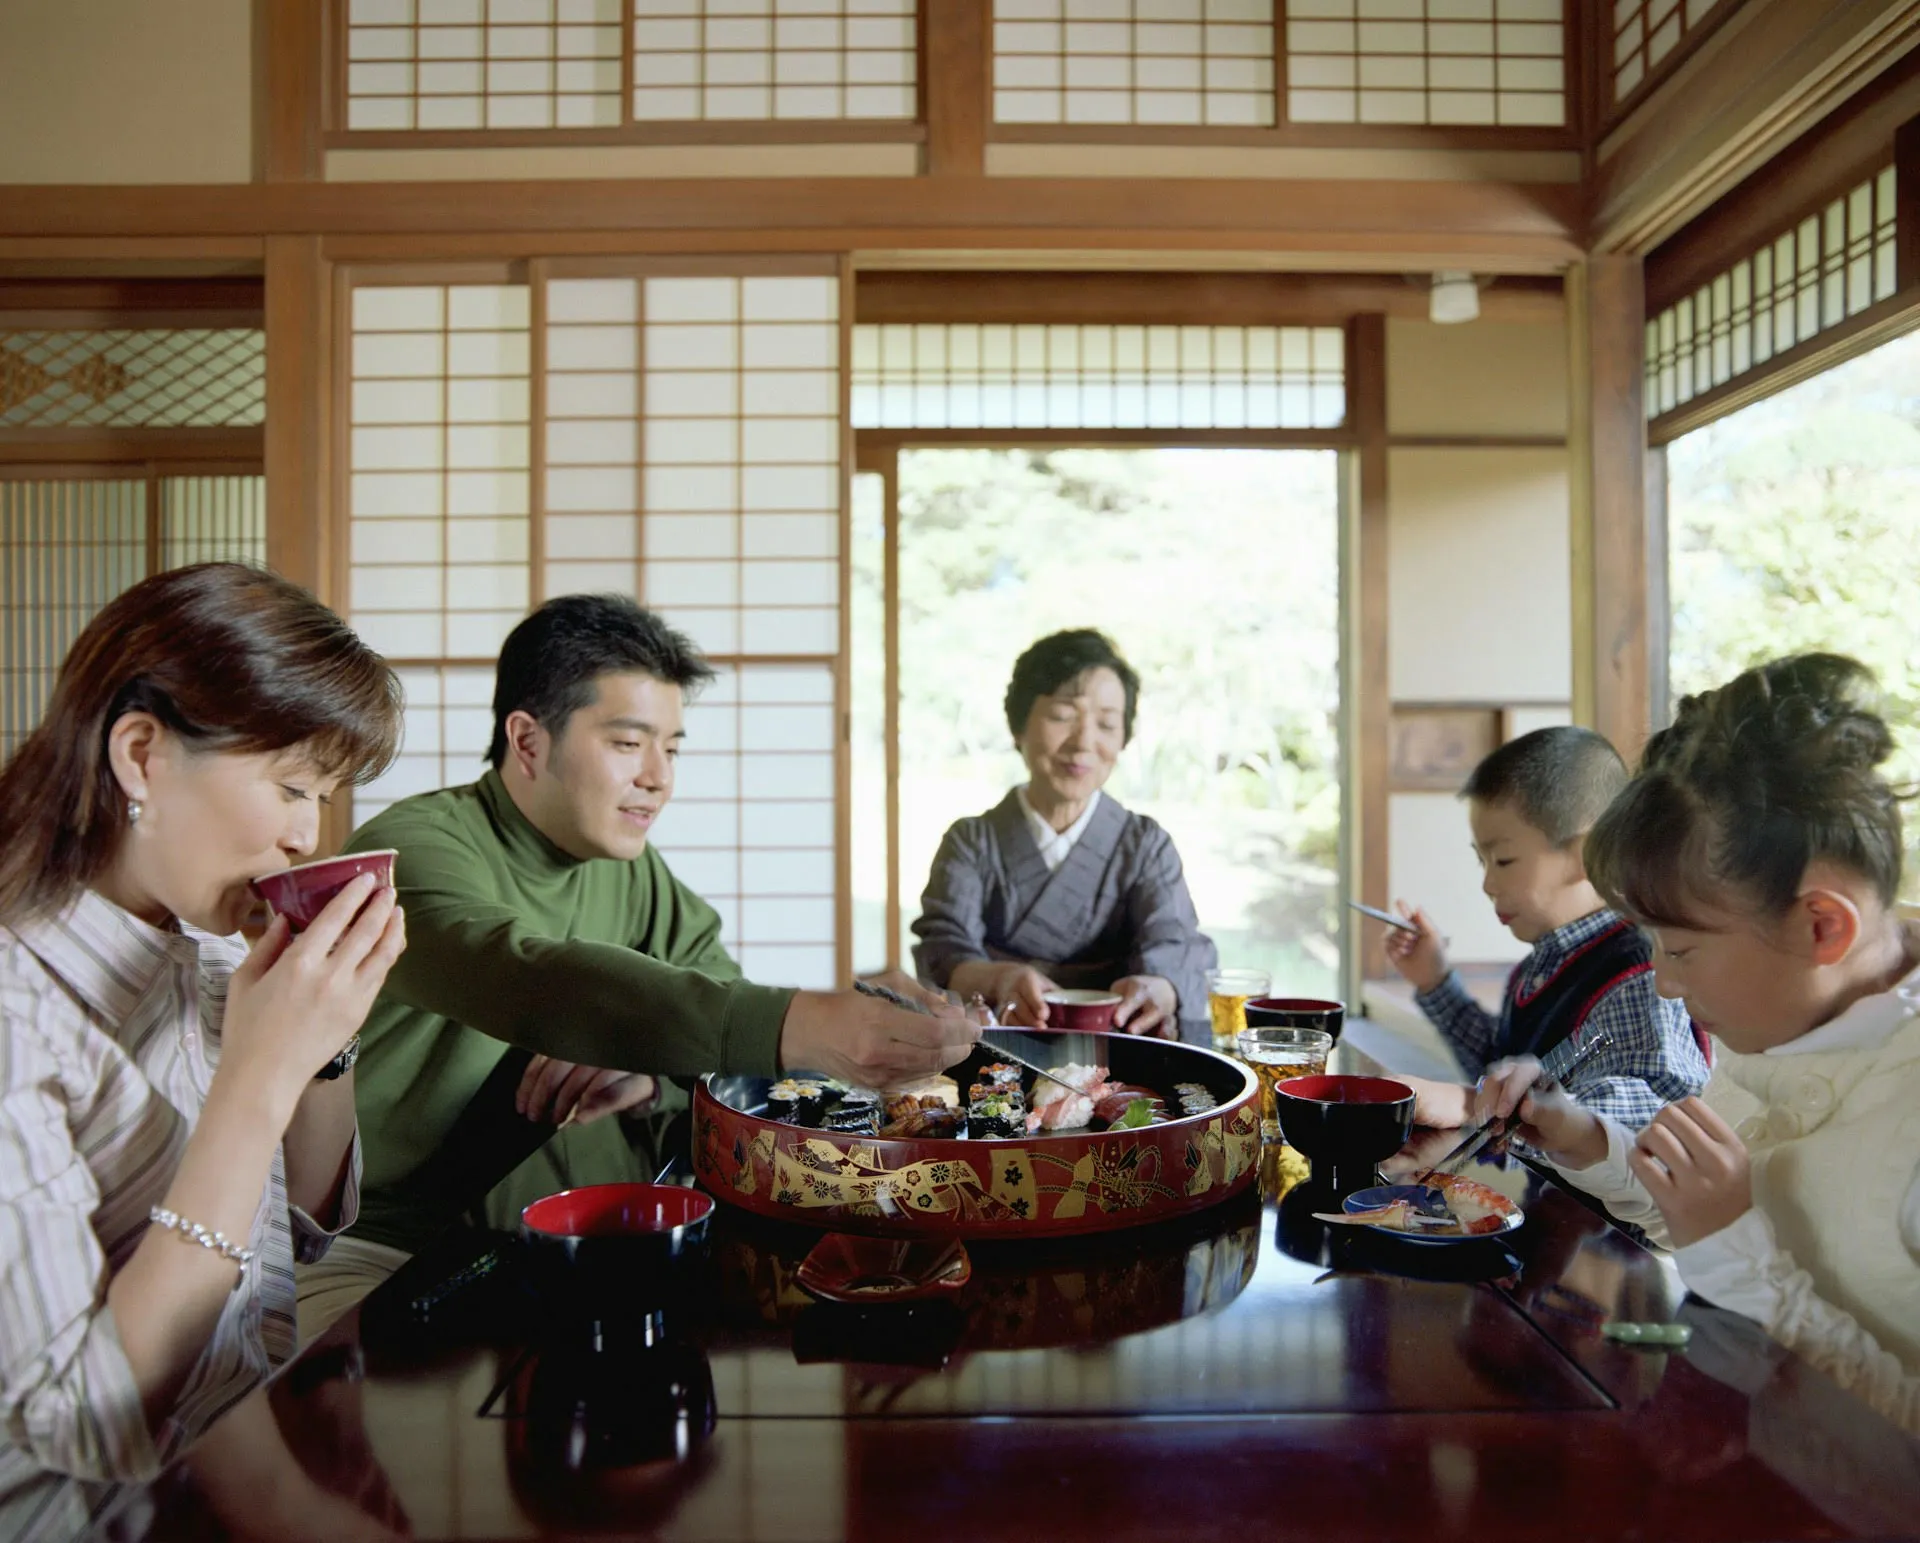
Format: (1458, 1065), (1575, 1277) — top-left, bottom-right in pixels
(0, 889), (360, 1532)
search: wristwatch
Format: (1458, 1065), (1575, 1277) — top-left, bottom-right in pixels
(315, 1035), (361, 1081)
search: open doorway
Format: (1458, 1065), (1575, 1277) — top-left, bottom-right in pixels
(1665, 327), (1920, 891)
(852, 445), (1342, 999)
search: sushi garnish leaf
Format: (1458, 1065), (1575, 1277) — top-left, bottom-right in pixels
(1113, 1097), (1154, 1130)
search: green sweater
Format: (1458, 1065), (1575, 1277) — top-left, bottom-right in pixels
(344, 770), (794, 1250)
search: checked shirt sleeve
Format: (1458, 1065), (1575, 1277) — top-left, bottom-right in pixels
(1556, 969), (1709, 1131)
(1413, 971), (1502, 1079)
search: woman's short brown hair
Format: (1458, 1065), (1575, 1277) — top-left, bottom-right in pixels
(0, 563), (402, 924)
(1585, 653), (1904, 928)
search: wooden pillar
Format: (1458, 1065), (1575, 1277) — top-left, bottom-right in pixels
(1567, 257), (1652, 764)
(265, 235), (349, 851)
(924, 0), (988, 177)
(257, 0), (326, 183)
(1350, 314), (1390, 983)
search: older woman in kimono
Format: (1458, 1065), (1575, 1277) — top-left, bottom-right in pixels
(912, 630), (1217, 1041)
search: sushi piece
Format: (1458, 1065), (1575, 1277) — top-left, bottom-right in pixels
(789, 1079), (832, 1125)
(976, 1062), (1022, 1091)
(1026, 1093), (1095, 1133)
(1092, 1092), (1166, 1127)
(879, 1074), (960, 1120)
(968, 1091), (1023, 1139)
(879, 1105), (965, 1140)
(1174, 1082), (1218, 1117)
(969, 1081), (1027, 1112)
(766, 1078), (811, 1124)
(823, 1102), (881, 1136)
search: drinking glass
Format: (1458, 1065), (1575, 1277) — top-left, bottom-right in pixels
(1206, 969), (1270, 1055)
(1236, 1025), (1333, 1142)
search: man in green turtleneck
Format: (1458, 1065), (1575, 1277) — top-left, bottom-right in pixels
(296, 595), (974, 1327)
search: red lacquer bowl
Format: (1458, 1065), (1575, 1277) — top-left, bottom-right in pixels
(693, 1038), (1260, 1239)
(1042, 989), (1123, 1031)
(250, 849), (396, 933)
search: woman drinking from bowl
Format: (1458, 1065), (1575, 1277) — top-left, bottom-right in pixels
(0, 564), (406, 1506)
(912, 629), (1217, 1041)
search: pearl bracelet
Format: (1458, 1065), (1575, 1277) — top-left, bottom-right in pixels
(149, 1206), (256, 1269)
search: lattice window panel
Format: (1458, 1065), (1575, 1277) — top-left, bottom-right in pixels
(345, 0), (624, 131)
(1646, 167), (1897, 419)
(545, 273), (842, 658)
(354, 664), (497, 822)
(632, 0), (918, 122)
(349, 283), (534, 661)
(0, 331), (265, 428)
(992, 0), (1275, 128)
(1611, 0), (1727, 107)
(162, 476), (268, 569)
(646, 662), (838, 988)
(0, 481), (146, 761)
(1286, 0), (1564, 127)
(850, 323), (1346, 429)
(1, 476), (265, 761)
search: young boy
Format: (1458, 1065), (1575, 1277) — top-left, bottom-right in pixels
(1383, 726), (1710, 1130)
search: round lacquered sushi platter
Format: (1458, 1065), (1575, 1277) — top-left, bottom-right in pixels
(693, 1033), (1260, 1239)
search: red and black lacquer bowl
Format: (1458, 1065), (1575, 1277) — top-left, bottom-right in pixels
(520, 1183), (714, 1331)
(694, 1035), (1259, 1239)
(1272, 1074), (1415, 1198)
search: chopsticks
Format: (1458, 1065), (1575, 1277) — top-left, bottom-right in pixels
(1347, 899), (1421, 935)
(1408, 1032), (1612, 1190)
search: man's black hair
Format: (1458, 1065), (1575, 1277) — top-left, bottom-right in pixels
(488, 594), (714, 768)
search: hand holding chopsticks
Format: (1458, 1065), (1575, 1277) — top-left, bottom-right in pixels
(1457, 1034), (1616, 1173)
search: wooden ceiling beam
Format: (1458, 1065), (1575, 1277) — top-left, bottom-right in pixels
(0, 277), (264, 326)
(1589, 0), (1920, 255)
(854, 269), (1565, 325)
(0, 177), (1582, 265)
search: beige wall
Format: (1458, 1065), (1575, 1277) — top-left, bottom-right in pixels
(1383, 318), (1571, 964)
(0, 0), (253, 184)
(1387, 316), (1568, 437)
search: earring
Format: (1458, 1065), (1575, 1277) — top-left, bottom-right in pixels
(127, 799), (143, 825)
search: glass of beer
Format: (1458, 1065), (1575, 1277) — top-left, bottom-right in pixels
(1206, 969), (1270, 1055)
(1236, 1025), (1333, 1141)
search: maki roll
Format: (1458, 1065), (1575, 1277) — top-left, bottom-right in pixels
(1174, 1081), (1218, 1117)
(976, 1062), (1022, 1092)
(766, 1078), (807, 1124)
(967, 1091), (1023, 1140)
(768, 1077), (829, 1126)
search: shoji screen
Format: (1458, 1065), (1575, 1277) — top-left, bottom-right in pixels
(0, 474), (266, 761)
(346, 266), (845, 989)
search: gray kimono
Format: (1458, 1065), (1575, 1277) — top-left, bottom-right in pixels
(911, 790), (1219, 1042)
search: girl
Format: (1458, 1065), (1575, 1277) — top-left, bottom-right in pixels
(0, 564), (407, 1510)
(1475, 653), (1918, 1433)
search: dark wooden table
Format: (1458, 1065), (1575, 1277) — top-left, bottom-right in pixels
(71, 1042), (1920, 1542)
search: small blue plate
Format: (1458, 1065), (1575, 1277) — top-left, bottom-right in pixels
(1342, 1184), (1524, 1245)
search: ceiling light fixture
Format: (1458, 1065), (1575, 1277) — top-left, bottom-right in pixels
(1429, 270), (1480, 325)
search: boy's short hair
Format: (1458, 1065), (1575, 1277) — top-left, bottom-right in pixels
(1460, 726), (1627, 847)
(488, 594), (714, 768)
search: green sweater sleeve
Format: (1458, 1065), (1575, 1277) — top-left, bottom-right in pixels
(361, 811), (790, 1079)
